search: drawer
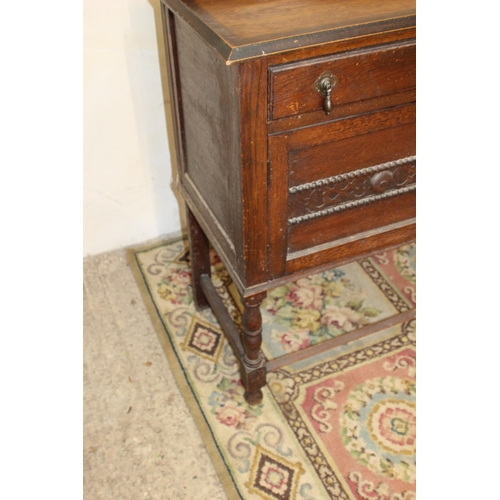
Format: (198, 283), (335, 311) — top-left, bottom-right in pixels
(267, 104), (416, 278)
(269, 40), (415, 121)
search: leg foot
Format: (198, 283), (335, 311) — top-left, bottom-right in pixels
(244, 388), (263, 406)
(186, 205), (210, 310)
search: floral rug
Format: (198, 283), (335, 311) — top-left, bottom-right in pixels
(128, 238), (416, 500)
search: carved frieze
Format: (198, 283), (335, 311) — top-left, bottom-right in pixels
(288, 156), (416, 224)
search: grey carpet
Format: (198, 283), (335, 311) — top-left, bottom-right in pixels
(83, 247), (227, 499)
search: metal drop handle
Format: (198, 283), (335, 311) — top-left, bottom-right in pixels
(315, 71), (338, 115)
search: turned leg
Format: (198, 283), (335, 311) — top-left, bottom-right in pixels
(240, 292), (267, 405)
(186, 205), (210, 310)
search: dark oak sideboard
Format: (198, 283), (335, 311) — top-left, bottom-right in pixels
(160, 0), (416, 405)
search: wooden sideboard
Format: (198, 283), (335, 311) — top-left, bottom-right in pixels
(160, 0), (416, 404)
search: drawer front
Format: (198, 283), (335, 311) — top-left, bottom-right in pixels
(267, 104), (416, 278)
(269, 40), (415, 121)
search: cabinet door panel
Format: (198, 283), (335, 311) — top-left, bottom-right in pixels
(268, 103), (416, 279)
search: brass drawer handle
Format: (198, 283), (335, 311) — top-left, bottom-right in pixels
(315, 71), (338, 115)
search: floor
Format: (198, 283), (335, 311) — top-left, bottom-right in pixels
(83, 245), (227, 500)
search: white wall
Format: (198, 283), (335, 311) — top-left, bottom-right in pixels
(83, 0), (184, 257)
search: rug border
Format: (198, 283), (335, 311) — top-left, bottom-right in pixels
(126, 238), (244, 500)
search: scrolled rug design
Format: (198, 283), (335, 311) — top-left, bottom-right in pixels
(128, 239), (416, 499)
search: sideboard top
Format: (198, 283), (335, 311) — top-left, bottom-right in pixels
(162, 0), (416, 64)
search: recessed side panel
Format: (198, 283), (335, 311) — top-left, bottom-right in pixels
(173, 14), (242, 273)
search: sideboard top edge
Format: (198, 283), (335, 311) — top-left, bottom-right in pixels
(162, 0), (415, 65)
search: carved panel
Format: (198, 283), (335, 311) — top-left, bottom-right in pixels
(288, 156), (416, 224)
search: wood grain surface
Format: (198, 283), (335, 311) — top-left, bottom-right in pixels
(162, 0), (415, 63)
(269, 40), (415, 120)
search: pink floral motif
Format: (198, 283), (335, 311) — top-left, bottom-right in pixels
(215, 401), (247, 427)
(157, 266), (193, 305)
(166, 268), (191, 286)
(285, 279), (324, 310)
(271, 329), (310, 353)
(321, 305), (366, 330)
